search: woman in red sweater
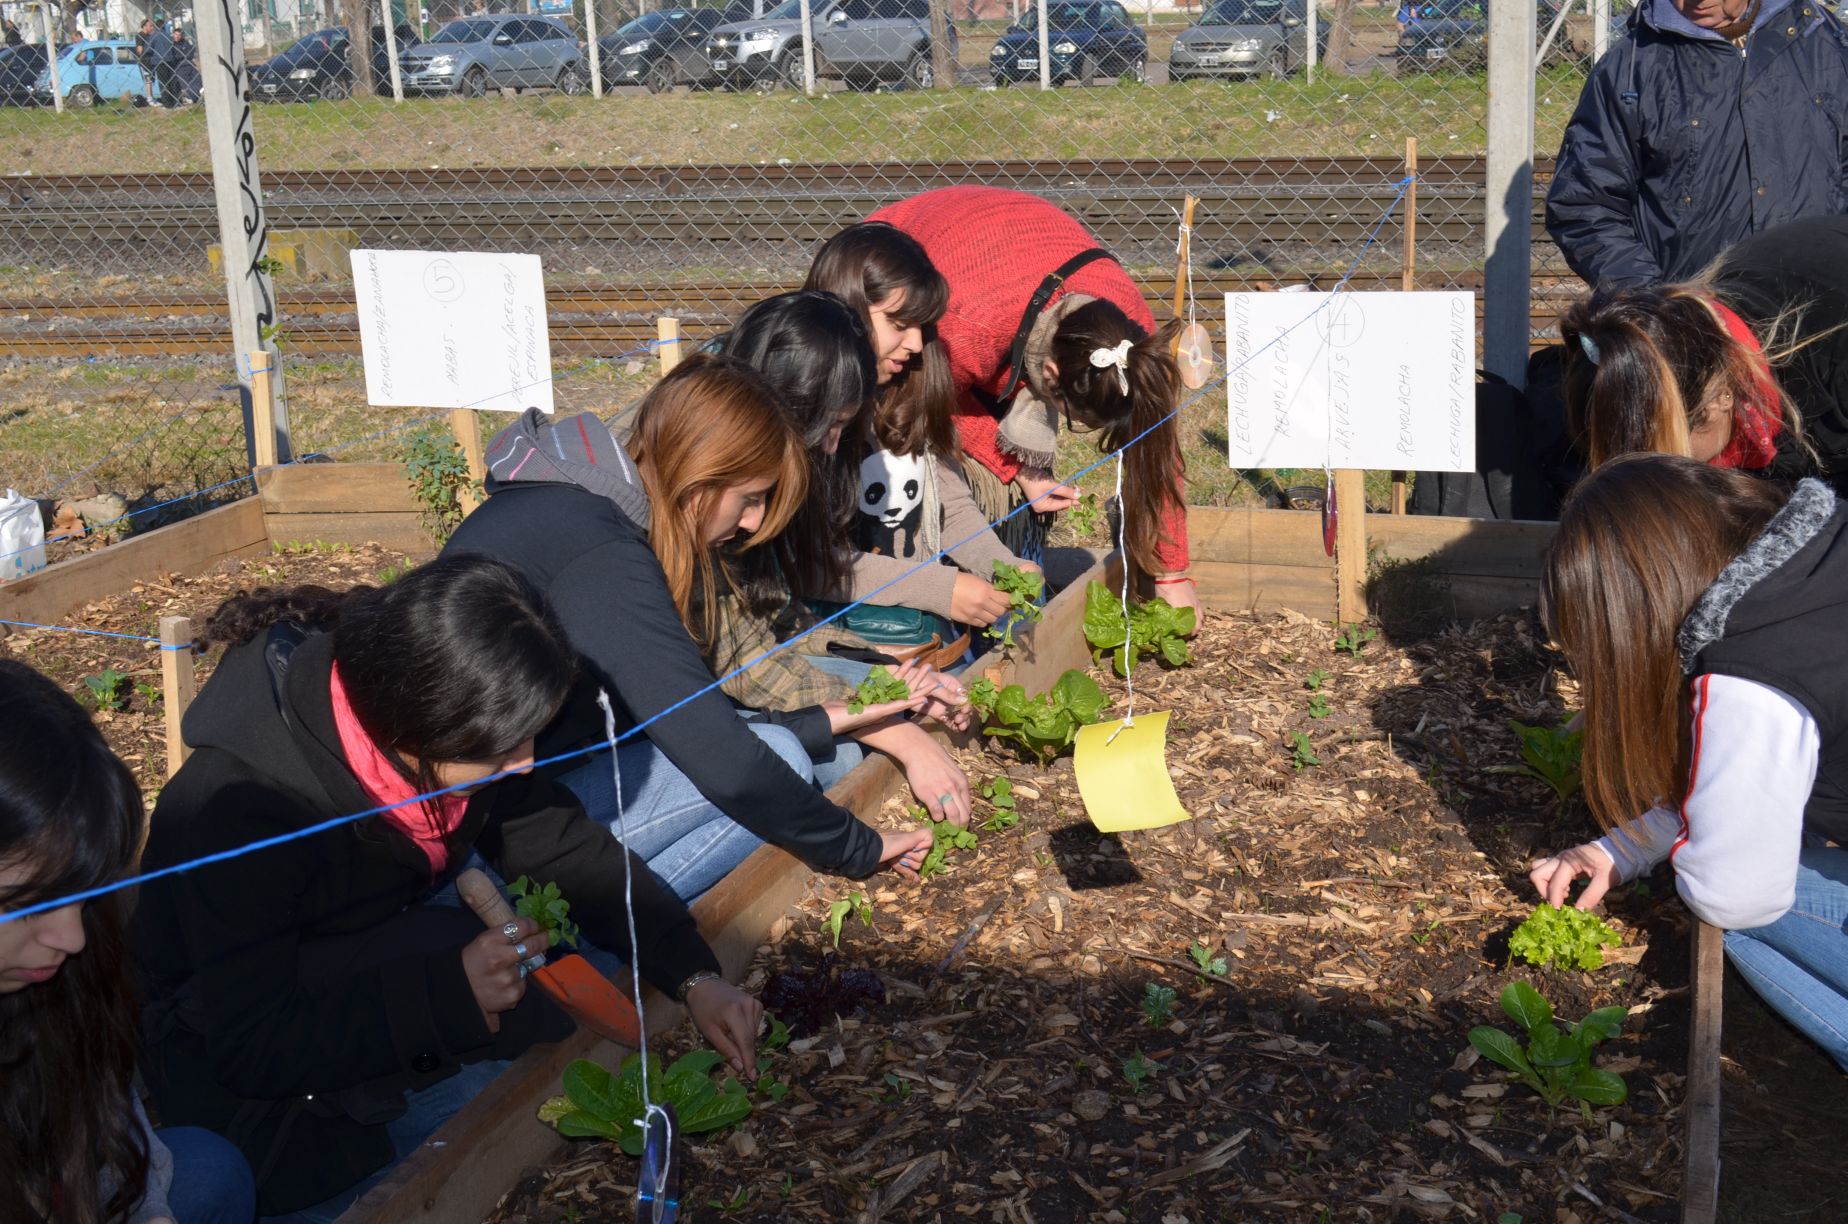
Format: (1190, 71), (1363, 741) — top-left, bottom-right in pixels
(869, 186), (1194, 613)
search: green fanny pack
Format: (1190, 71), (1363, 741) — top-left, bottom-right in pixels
(806, 600), (955, 647)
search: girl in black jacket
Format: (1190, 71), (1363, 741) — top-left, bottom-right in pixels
(1560, 215), (1848, 491)
(131, 556), (759, 1217)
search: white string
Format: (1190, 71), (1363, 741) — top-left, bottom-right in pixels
(597, 689), (674, 1152)
(1106, 453), (1135, 747)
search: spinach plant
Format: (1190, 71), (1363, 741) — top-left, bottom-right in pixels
(1288, 731), (1320, 771)
(986, 561), (1045, 650)
(1508, 718), (1584, 805)
(1304, 668), (1330, 691)
(978, 776), (1020, 831)
(1508, 904), (1621, 972)
(1122, 1050), (1160, 1094)
(847, 665), (910, 715)
(1334, 624), (1377, 657)
(510, 876), (581, 949)
(1188, 939), (1228, 983)
(1142, 982), (1178, 1026)
(822, 892), (873, 950)
(918, 819), (979, 881)
(1467, 982), (1628, 1120)
(84, 667), (130, 712)
(1082, 580), (1195, 677)
(968, 668), (1107, 761)
(539, 1051), (751, 1153)
(1306, 692), (1331, 720)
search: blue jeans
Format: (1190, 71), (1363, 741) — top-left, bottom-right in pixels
(560, 721), (862, 905)
(1723, 844), (1848, 1073)
(162, 1126), (257, 1224)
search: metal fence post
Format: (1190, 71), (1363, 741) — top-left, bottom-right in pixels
(1483, 0), (1535, 386)
(1036, 0), (1050, 90)
(38, 2), (63, 114)
(1593, 0), (1612, 61)
(196, 0), (292, 465)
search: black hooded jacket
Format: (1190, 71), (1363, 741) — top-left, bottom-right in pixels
(441, 409), (885, 877)
(131, 625), (717, 1210)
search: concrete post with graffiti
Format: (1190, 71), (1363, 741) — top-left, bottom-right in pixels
(195, 0), (291, 464)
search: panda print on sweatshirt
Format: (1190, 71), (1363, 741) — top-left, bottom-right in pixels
(857, 449), (925, 558)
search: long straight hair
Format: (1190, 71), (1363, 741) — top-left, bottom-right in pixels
(0, 660), (149, 1224)
(1050, 299), (1187, 576)
(1560, 282), (1819, 469)
(195, 555), (577, 844)
(1542, 454), (1786, 830)
(628, 355), (810, 650)
(803, 222), (957, 458)
(724, 291), (875, 600)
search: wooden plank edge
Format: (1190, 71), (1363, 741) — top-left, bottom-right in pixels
(343, 564), (1105, 1223)
(0, 497), (268, 626)
(1682, 920), (1725, 1224)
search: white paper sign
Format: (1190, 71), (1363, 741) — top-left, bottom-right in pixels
(1224, 291), (1473, 472)
(350, 250), (554, 414)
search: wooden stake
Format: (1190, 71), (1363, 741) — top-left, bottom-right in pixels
(450, 408), (485, 517)
(657, 316), (683, 375)
(1334, 469), (1367, 624)
(159, 616), (197, 780)
(1392, 136), (1418, 516)
(1170, 194), (1199, 326)
(1682, 921), (1724, 1224)
(248, 349), (278, 471)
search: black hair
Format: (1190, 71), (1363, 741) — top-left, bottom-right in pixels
(0, 659), (150, 1224)
(198, 556), (576, 829)
(725, 290), (875, 601)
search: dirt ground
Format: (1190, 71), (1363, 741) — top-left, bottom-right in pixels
(6, 546), (1842, 1221)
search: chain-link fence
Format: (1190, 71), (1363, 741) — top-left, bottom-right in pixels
(3, 0), (1610, 535)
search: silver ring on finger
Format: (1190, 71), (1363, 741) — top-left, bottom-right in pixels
(937, 793), (953, 809)
(513, 941), (529, 960)
(501, 921), (521, 944)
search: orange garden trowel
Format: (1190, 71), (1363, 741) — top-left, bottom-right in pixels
(457, 868), (641, 1046)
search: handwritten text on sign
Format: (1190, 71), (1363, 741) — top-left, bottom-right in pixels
(1224, 291), (1473, 471)
(351, 250), (554, 414)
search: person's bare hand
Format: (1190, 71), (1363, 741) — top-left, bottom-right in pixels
(461, 916), (548, 1034)
(951, 572), (1013, 625)
(878, 827), (934, 881)
(1529, 842), (1621, 910)
(686, 978), (763, 1076)
(1015, 468), (1081, 513)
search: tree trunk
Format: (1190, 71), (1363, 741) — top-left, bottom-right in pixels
(1323, 0), (1357, 74)
(345, 0), (376, 96)
(928, 0), (953, 89)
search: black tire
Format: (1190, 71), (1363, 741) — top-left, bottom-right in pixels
(905, 50), (933, 90)
(68, 84), (96, 108)
(992, 71), (1009, 87)
(1267, 46), (1290, 79)
(557, 65), (586, 95)
(1076, 53), (1095, 86)
(319, 76), (351, 101)
(644, 58), (674, 93)
(459, 66), (487, 97)
(770, 50), (802, 90)
(1121, 53), (1146, 84)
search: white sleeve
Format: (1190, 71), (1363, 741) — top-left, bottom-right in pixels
(1665, 674), (1818, 931)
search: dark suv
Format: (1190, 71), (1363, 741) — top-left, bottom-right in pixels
(594, 8), (729, 92)
(250, 25), (416, 101)
(989, 1), (1146, 86)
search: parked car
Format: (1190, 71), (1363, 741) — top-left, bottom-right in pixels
(1396, 0), (1580, 72)
(395, 14), (585, 97)
(989, 1), (1146, 86)
(593, 8), (727, 92)
(0, 43), (67, 106)
(250, 25), (416, 101)
(33, 39), (150, 107)
(1168, 0), (1328, 81)
(706, 0), (956, 92)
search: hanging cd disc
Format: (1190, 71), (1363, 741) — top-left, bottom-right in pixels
(1176, 322), (1215, 390)
(636, 1103), (681, 1224)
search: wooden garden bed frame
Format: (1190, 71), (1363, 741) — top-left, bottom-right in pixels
(0, 464), (1722, 1223)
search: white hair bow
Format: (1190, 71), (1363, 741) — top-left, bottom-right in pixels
(1089, 339), (1132, 395)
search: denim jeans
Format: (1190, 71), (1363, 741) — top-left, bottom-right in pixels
(560, 720), (862, 905)
(162, 1125), (257, 1224)
(1722, 843), (1848, 1072)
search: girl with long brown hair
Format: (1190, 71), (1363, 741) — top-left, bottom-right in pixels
(445, 356), (937, 905)
(863, 187), (1196, 619)
(1559, 215), (1848, 489)
(1531, 453), (1848, 1071)
(0, 660), (255, 1224)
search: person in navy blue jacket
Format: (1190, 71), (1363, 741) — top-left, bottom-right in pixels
(1546, 0), (1848, 288)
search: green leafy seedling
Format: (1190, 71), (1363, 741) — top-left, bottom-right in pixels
(986, 561), (1045, 649)
(709, 1187), (750, 1213)
(973, 668), (1107, 761)
(882, 1071), (913, 1101)
(1187, 939), (1228, 983)
(1122, 1050), (1160, 1094)
(1466, 981), (1629, 1120)
(1334, 624), (1377, 657)
(135, 679), (163, 708)
(821, 891), (874, 950)
(400, 428), (478, 545)
(1082, 580), (1195, 677)
(978, 776), (1020, 831)
(509, 876), (581, 949)
(1288, 731), (1320, 771)
(1141, 982), (1178, 1027)
(1304, 668), (1331, 691)
(918, 819), (979, 881)
(1306, 692), (1331, 720)
(1066, 491), (1103, 537)
(83, 667), (130, 712)
(540, 1050), (752, 1153)
(1508, 903), (1621, 971)
(1508, 718), (1584, 805)
(847, 665), (911, 715)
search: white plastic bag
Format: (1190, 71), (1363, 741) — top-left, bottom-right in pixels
(0, 489), (47, 583)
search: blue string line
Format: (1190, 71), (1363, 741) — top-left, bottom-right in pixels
(0, 183), (1412, 926)
(0, 616), (188, 649)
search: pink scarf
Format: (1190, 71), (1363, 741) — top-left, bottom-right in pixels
(328, 661), (467, 875)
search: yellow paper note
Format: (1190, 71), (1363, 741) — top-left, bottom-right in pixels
(1074, 710), (1190, 833)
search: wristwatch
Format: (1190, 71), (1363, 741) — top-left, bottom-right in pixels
(674, 970), (723, 1003)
